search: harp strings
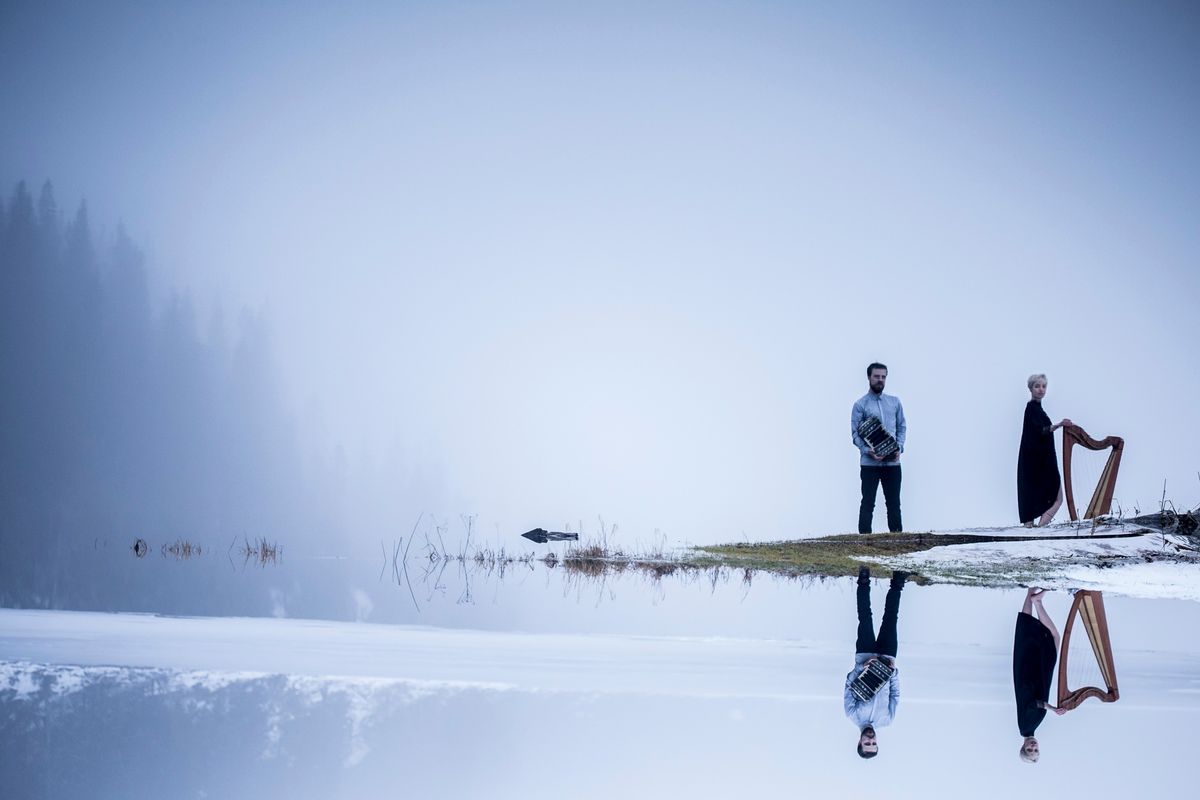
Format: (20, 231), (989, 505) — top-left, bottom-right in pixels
(1065, 604), (1105, 698)
(1079, 594), (1117, 691)
(1067, 442), (1108, 519)
(1062, 425), (1125, 521)
(1060, 591), (1119, 708)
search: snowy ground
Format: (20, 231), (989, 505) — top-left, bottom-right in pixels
(871, 520), (1200, 600)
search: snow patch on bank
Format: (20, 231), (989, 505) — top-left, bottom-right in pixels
(1062, 562), (1200, 602)
(872, 522), (1200, 600)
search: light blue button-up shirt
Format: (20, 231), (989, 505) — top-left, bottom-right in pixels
(851, 391), (907, 467)
(844, 653), (900, 729)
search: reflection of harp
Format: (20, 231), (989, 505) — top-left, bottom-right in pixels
(1062, 424), (1124, 521)
(1057, 591), (1119, 710)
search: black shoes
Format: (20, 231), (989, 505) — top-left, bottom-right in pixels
(859, 567), (915, 587)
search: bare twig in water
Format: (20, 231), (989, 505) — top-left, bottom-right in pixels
(435, 523), (448, 559)
(400, 521), (419, 612)
(426, 555), (450, 601)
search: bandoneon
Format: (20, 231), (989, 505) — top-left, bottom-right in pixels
(858, 415), (900, 459)
(849, 657), (895, 703)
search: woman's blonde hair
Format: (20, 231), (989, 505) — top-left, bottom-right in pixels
(1019, 739), (1040, 763)
(1027, 373), (1048, 391)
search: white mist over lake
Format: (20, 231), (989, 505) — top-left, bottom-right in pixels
(2, 1), (1197, 543)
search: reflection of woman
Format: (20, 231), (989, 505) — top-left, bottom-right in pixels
(1014, 588), (1067, 762)
(1018, 374), (1071, 526)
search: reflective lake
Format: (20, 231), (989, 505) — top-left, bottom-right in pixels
(2, 539), (1198, 798)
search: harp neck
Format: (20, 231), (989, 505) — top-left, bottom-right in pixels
(1063, 424), (1124, 452)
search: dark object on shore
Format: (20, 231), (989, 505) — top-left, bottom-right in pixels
(132, 538), (149, 558)
(1131, 509), (1198, 538)
(521, 528), (579, 544)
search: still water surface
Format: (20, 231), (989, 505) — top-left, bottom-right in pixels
(2, 541), (1197, 798)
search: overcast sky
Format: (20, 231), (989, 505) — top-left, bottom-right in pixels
(3, 1), (1198, 544)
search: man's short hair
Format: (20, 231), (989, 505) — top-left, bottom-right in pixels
(1027, 373), (1047, 390)
(867, 362), (888, 377)
(857, 743), (878, 759)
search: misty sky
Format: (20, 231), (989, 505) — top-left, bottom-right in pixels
(3, 1), (1198, 544)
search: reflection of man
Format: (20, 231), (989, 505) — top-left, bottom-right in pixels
(845, 567), (909, 759)
(850, 363), (906, 534)
(1014, 588), (1067, 763)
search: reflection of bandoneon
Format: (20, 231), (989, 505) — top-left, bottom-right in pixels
(857, 416), (899, 458)
(849, 658), (895, 703)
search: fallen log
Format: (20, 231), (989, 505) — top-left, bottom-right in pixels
(521, 528), (579, 544)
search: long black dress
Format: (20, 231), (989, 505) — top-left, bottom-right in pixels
(1013, 612), (1057, 736)
(1017, 400), (1060, 523)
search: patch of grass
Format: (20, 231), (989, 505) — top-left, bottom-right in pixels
(557, 539), (694, 581)
(566, 543), (610, 561)
(163, 539), (203, 559)
(692, 533), (940, 578)
(552, 533), (950, 582)
(239, 537), (281, 566)
(691, 531), (1146, 580)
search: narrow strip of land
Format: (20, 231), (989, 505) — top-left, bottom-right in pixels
(692, 530), (1150, 580)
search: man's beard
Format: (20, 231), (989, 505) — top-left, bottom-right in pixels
(870, 382), (884, 394)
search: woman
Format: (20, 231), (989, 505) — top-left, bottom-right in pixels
(1017, 374), (1071, 527)
(1014, 588), (1067, 763)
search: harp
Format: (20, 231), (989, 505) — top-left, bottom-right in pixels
(1062, 424), (1124, 521)
(1057, 590), (1119, 710)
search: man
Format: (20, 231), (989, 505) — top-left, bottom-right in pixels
(845, 567), (908, 759)
(851, 362), (906, 534)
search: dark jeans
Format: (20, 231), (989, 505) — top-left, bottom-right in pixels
(856, 580), (902, 657)
(859, 465), (902, 533)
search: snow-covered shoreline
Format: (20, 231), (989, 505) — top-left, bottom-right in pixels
(870, 521), (1200, 600)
